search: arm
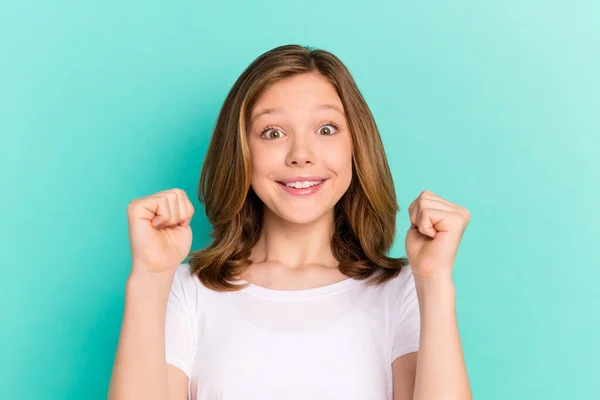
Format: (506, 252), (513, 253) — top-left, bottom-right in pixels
(107, 268), (188, 400)
(414, 276), (471, 400)
(392, 277), (471, 400)
(398, 189), (473, 399)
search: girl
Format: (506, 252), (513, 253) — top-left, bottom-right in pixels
(109, 44), (472, 400)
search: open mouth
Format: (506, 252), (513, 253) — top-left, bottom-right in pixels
(276, 179), (328, 195)
(277, 179), (325, 189)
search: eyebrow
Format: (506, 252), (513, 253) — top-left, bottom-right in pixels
(250, 103), (345, 124)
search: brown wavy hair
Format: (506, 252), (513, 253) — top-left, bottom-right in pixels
(188, 44), (409, 291)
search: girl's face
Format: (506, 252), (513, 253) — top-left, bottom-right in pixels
(247, 72), (353, 225)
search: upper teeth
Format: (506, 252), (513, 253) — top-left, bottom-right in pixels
(285, 180), (323, 188)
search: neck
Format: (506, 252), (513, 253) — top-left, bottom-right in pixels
(249, 206), (339, 270)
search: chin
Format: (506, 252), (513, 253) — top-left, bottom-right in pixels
(273, 207), (328, 225)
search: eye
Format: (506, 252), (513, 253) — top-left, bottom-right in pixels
(259, 122), (341, 139)
(260, 126), (286, 140)
(318, 121), (340, 136)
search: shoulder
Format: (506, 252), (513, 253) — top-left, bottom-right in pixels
(170, 262), (228, 310)
(377, 264), (417, 302)
(366, 264), (419, 324)
(168, 263), (205, 317)
(173, 262), (196, 283)
(391, 264), (416, 287)
(171, 262), (199, 293)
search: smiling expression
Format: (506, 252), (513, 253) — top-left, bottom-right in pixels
(246, 72), (353, 225)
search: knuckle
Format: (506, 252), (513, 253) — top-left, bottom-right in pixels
(127, 198), (141, 210)
(158, 195), (170, 210)
(126, 203), (135, 215)
(167, 192), (178, 203)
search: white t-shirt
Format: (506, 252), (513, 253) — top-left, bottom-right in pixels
(165, 262), (420, 400)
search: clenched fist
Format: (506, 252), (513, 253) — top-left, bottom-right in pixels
(126, 188), (195, 274)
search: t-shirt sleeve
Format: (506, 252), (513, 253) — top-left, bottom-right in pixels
(391, 265), (421, 361)
(165, 263), (197, 378)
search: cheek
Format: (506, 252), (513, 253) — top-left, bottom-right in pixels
(250, 145), (279, 179)
(322, 141), (353, 176)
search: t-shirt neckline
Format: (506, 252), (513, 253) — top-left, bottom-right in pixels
(233, 276), (363, 300)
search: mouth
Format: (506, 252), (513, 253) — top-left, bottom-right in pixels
(276, 179), (328, 196)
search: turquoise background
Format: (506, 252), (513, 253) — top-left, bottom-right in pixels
(1, 1), (598, 399)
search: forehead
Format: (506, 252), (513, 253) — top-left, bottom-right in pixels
(251, 73), (343, 120)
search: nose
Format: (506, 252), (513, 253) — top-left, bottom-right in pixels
(286, 132), (315, 167)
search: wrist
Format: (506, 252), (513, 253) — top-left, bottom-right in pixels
(413, 271), (454, 288)
(414, 274), (456, 306)
(126, 267), (176, 292)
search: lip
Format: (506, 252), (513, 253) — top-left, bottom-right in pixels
(276, 178), (328, 197)
(276, 176), (328, 184)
